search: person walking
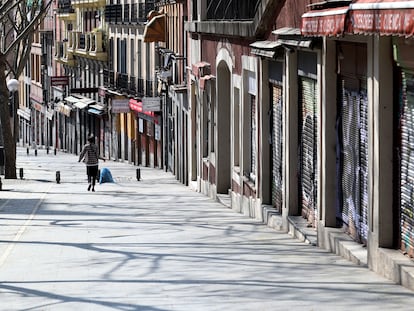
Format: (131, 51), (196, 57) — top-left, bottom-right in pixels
(78, 135), (105, 192)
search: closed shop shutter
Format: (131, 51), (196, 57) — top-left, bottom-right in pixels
(299, 77), (318, 226)
(271, 84), (283, 212)
(399, 71), (414, 257)
(338, 78), (368, 243)
(251, 95), (256, 178)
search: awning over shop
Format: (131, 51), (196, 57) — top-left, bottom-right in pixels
(301, 6), (350, 36)
(88, 108), (105, 116)
(349, 0), (414, 37)
(250, 41), (283, 58)
(17, 108), (31, 121)
(64, 95), (79, 104)
(129, 99), (155, 117)
(143, 13), (166, 43)
(73, 101), (89, 109)
(66, 95), (95, 109)
(87, 104), (105, 116)
(57, 102), (72, 117)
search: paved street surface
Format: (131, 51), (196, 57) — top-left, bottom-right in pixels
(0, 147), (414, 311)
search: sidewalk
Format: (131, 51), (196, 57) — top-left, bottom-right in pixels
(0, 147), (414, 310)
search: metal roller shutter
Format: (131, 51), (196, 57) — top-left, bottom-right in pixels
(338, 79), (368, 243)
(299, 77), (318, 226)
(272, 84), (283, 212)
(399, 71), (414, 257)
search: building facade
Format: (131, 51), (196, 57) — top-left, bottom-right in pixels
(19, 0), (414, 291)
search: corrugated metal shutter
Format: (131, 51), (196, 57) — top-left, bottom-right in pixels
(251, 96), (256, 178)
(338, 79), (368, 243)
(399, 71), (414, 257)
(299, 77), (318, 226)
(272, 84), (283, 212)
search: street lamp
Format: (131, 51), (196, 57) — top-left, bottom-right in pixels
(7, 78), (19, 141)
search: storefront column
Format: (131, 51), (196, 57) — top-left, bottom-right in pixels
(319, 38), (338, 231)
(283, 50), (299, 224)
(368, 36), (394, 267)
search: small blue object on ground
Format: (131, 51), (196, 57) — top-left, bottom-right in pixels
(99, 167), (114, 184)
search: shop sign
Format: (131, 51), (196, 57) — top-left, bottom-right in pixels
(112, 99), (130, 113)
(142, 97), (161, 111)
(50, 76), (69, 86)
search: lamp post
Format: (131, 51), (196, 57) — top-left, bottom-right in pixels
(7, 78), (19, 142)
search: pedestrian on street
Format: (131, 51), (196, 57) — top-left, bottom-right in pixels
(78, 135), (105, 192)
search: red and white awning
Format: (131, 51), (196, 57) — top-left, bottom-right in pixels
(349, 0), (414, 37)
(301, 6), (349, 36)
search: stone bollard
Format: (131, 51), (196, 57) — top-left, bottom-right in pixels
(56, 171), (61, 184)
(136, 168), (141, 181)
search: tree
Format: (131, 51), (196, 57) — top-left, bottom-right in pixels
(0, 0), (52, 179)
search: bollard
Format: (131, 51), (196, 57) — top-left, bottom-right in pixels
(47, 147), (49, 154)
(56, 171), (61, 184)
(0, 177), (2, 191)
(19, 168), (23, 179)
(136, 168), (141, 181)
(35, 149), (37, 156)
(54, 148), (57, 155)
(26, 147), (29, 155)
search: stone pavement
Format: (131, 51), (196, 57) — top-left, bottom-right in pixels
(0, 147), (414, 310)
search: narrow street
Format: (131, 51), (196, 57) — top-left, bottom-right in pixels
(0, 148), (413, 310)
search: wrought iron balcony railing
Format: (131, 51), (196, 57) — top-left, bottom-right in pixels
(105, 4), (122, 24)
(109, 70), (115, 88)
(57, 0), (75, 13)
(105, 2), (155, 24)
(129, 76), (137, 95)
(137, 78), (145, 97)
(206, 0), (260, 20)
(117, 73), (129, 92)
(145, 80), (154, 97)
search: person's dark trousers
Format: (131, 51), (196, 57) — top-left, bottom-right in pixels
(87, 165), (99, 189)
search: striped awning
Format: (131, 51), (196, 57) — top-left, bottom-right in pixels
(301, 6), (350, 36)
(349, 0), (414, 37)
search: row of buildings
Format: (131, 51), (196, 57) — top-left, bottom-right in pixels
(12, 0), (414, 290)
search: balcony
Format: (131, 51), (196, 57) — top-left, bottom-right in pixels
(105, 4), (122, 24)
(187, 0), (280, 39)
(71, 0), (106, 9)
(138, 2), (155, 22)
(69, 30), (107, 61)
(106, 2), (155, 25)
(54, 41), (76, 66)
(117, 73), (129, 93)
(56, 0), (76, 20)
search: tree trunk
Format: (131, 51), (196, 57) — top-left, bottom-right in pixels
(0, 55), (17, 179)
